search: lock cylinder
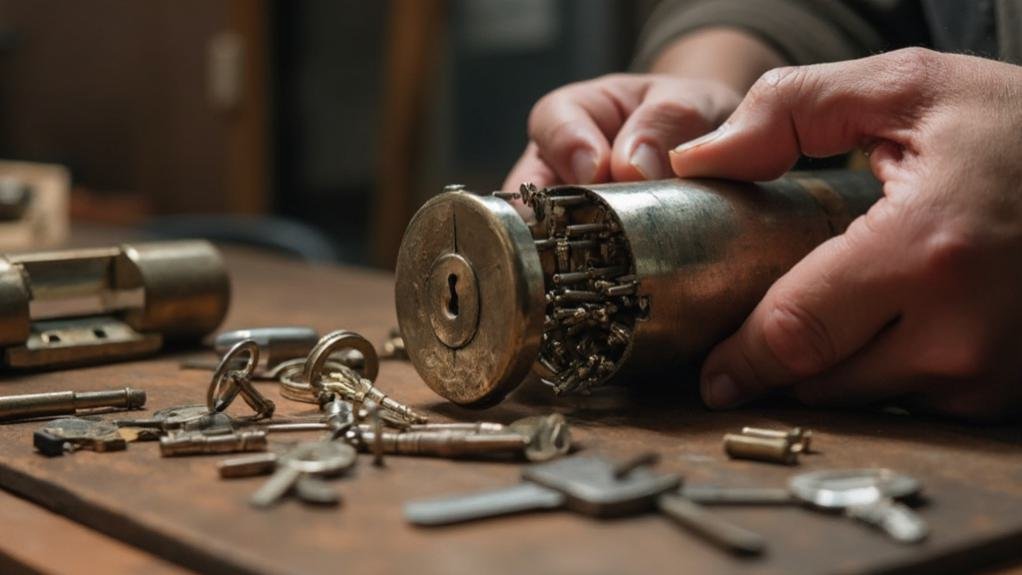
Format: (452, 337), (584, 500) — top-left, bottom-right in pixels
(396, 171), (882, 408)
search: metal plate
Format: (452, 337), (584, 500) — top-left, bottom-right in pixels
(395, 192), (545, 407)
(789, 468), (922, 509)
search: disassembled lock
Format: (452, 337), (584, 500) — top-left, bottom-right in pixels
(396, 172), (882, 407)
(0, 240), (230, 369)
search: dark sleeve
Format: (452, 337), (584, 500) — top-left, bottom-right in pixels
(632, 0), (931, 70)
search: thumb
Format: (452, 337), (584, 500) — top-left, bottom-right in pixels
(669, 49), (936, 181)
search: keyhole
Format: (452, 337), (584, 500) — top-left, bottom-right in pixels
(446, 273), (460, 317)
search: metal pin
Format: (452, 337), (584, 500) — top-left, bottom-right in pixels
(160, 430), (268, 457)
(723, 433), (798, 465)
(0, 388), (146, 422)
(353, 430), (528, 458)
(566, 223), (609, 236)
(741, 426), (813, 453)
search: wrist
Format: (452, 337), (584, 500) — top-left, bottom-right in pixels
(649, 27), (786, 95)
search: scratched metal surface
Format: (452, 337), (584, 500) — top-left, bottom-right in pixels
(0, 247), (1020, 575)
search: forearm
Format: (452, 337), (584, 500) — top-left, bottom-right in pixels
(649, 27), (787, 95)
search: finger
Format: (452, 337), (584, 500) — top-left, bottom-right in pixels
(611, 80), (736, 181)
(528, 76), (646, 185)
(699, 201), (906, 409)
(789, 324), (915, 406)
(670, 48), (939, 181)
(503, 142), (558, 191)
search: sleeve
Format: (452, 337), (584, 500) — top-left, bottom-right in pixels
(632, 0), (929, 70)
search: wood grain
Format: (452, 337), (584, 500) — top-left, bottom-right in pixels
(0, 247), (1019, 574)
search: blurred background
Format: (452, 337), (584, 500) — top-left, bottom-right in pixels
(0, 0), (657, 267)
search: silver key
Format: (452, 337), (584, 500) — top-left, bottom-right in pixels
(684, 468), (928, 544)
(249, 441), (356, 508)
(405, 453), (765, 556)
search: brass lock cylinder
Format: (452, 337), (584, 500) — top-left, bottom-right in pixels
(396, 172), (882, 407)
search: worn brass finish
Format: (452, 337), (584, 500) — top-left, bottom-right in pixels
(0, 387), (146, 422)
(741, 426), (813, 452)
(0, 240), (230, 369)
(723, 433), (798, 465)
(395, 192), (546, 406)
(395, 172), (882, 406)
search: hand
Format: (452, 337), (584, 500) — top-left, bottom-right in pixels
(670, 48), (1022, 420)
(502, 74), (741, 202)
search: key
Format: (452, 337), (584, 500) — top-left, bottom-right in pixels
(319, 367), (428, 425)
(33, 418), (127, 456)
(685, 468), (928, 544)
(350, 429), (529, 458)
(507, 413), (571, 462)
(160, 429), (268, 456)
(405, 453), (766, 556)
(219, 450), (346, 507)
(207, 340), (276, 420)
(115, 404), (235, 437)
(249, 441), (357, 508)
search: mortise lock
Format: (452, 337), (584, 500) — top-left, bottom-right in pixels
(0, 240), (230, 370)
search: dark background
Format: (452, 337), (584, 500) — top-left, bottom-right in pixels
(0, 0), (655, 266)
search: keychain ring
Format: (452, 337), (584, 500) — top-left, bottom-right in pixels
(304, 330), (379, 392)
(207, 339), (260, 412)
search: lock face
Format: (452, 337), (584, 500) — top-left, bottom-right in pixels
(397, 172), (883, 407)
(395, 193), (545, 407)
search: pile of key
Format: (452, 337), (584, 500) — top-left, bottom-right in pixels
(15, 327), (573, 509)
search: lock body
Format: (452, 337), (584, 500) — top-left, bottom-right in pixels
(396, 172), (882, 407)
(0, 240), (230, 369)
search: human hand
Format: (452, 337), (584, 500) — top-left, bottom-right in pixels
(670, 48), (1022, 420)
(502, 74), (740, 212)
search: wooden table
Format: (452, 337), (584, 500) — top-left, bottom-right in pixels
(1, 245), (1021, 575)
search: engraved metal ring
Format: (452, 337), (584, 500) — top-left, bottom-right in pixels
(304, 330), (379, 392)
(207, 339), (260, 413)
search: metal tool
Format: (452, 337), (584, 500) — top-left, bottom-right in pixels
(0, 387), (146, 422)
(249, 441), (357, 508)
(683, 468), (928, 543)
(395, 171), (882, 406)
(159, 429), (268, 456)
(348, 428), (529, 458)
(0, 240), (229, 369)
(404, 453), (765, 555)
(723, 433), (800, 465)
(33, 417), (127, 456)
(115, 404), (220, 433)
(741, 426), (813, 452)
(279, 330), (427, 425)
(206, 340), (275, 420)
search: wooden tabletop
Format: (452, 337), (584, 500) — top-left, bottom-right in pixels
(1, 245), (1021, 575)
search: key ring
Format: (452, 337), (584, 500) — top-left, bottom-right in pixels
(304, 330), (379, 393)
(277, 359), (356, 404)
(207, 339), (260, 413)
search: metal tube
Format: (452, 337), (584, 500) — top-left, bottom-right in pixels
(0, 387), (146, 421)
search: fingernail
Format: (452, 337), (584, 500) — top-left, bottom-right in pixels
(702, 373), (742, 409)
(571, 149), (598, 184)
(629, 143), (668, 180)
(671, 123), (728, 155)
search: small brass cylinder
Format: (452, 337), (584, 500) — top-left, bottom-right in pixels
(741, 426), (813, 452)
(723, 433), (798, 465)
(0, 387), (146, 421)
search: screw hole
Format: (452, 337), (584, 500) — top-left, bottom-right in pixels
(446, 273), (460, 317)
(43, 332), (61, 344)
(93, 328), (107, 339)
